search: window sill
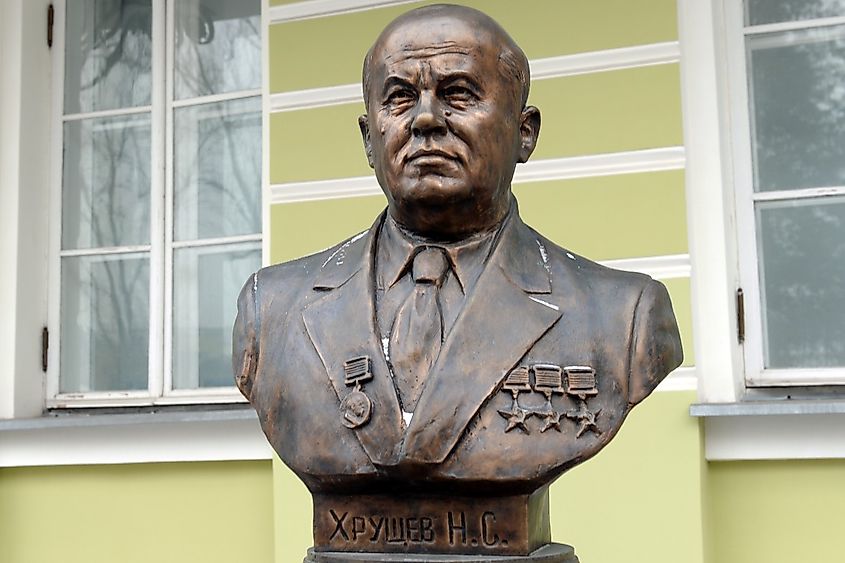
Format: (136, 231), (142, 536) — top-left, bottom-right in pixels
(0, 406), (272, 467)
(691, 400), (845, 461)
(691, 399), (845, 417)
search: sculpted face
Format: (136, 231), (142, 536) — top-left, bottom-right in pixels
(359, 7), (541, 239)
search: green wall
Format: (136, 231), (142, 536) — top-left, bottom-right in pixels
(269, 0), (677, 92)
(0, 461), (274, 563)
(705, 459), (845, 563)
(269, 64), (683, 184)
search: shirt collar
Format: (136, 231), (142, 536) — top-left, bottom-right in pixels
(378, 210), (507, 293)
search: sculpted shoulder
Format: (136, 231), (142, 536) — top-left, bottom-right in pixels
(250, 229), (370, 299)
(534, 232), (683, 405)
(232, 230), (371, 399)
(535, 233), (652, 300)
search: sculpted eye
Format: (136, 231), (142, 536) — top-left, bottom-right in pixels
(443, 85), (478, 106)
(385, 88), (416, 107)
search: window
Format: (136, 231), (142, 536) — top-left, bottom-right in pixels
(49, 0), (262, 407)
(727, 0), (845, 387)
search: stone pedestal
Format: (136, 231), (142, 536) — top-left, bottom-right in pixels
(304, 543), (578, 563)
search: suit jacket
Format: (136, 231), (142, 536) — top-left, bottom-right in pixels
(233, 206), (682, 495)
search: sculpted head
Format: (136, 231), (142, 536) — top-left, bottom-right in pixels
(359, 4), (541, 240)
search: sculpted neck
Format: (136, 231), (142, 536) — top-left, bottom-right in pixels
(387, 195), (512, 243)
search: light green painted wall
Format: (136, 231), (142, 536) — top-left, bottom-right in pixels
(0, 461), (274, 563)
(270, 104), (369, 184)
(270, 170), (687, 261)
(551, 391), (704, 563)
(269, 0), (677, 92)
(530, 65), (683, 160)
(268, 65), (682, 184)
(272, 391), (704, 563)
(512, 171), (687, 261)
(706, 459), (845, 563)
(270, 195), (386, 264)
(273, 456), (313, 562)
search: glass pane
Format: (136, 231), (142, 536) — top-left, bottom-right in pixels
(64, 0), (152, 114)
(746, 0), (845, 27)
(757, 197), (845, 369)
(174, 0), (261, 100)
(62, 114), (151, 249)
(747, 26), (845, 192)
(172, 242), (261, 389)
(174, 97), (261, 241)
(60, 253), (150, 392)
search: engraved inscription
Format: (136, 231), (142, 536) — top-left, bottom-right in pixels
(324, 508), (506, 550)
(447, 511), (466, 545)
(312, 492), (547, 555)
(329, 510), (349, 541)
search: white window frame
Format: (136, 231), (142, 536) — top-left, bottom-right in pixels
(1, 0), (55, 422)
(679, 0), (745, 406)
(0, 0), (273, 466)
(682, 0), (845, 402)
(46, 0), (263, 408)
(680, 0), (845, 460)
(724, 3), (845, 388)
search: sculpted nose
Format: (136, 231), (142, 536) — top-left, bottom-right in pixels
(411, 93), (447, 137)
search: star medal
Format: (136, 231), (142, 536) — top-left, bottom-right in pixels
(498, 366), (534, 433)
(533, 364), (565, 433)
(563, 366), (602, 437)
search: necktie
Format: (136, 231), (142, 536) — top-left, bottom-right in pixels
(389, 246), (449, 413)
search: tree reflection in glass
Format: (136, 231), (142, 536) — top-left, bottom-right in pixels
(748, 25), (845, 192)
(174, 0), (261, 100)
(758, 198), (845, 368)
(64, 0), (152, 114)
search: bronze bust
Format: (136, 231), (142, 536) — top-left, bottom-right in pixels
(234, 5), (682, 561)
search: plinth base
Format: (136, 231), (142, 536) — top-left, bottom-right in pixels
(304, 543), (578, 563)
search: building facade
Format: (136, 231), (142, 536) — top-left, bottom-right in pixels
(1, 1), (844, 562)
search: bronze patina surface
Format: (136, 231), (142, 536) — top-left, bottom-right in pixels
(233, 4), (683, 561)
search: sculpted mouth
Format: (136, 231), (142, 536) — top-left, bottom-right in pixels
(406, 149), (460, 163)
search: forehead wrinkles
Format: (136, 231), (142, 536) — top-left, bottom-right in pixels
(384, 42), (472, 64)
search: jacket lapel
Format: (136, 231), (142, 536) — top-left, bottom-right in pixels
(302, 215), (404, 467)
(402, 213), (562, 464)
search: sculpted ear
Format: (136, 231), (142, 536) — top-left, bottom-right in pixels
(517, 106), (541, 163)
(358, 115), (374, 168)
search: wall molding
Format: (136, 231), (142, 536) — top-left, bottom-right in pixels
(269, 147), (685, 204)
(601, 253), (691, 280)
(271, 83), (364, 113)
(269, 42), (681, 113)
(530, 41), (680, 80)
(268, 0), (417, 23)
(657, 367), (697, 393)
(270, 174), (378, 203)
(512, 146), (685, 184)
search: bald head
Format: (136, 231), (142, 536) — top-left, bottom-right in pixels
(362, 4), (531, 110)
(357, 3), (541, 238)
